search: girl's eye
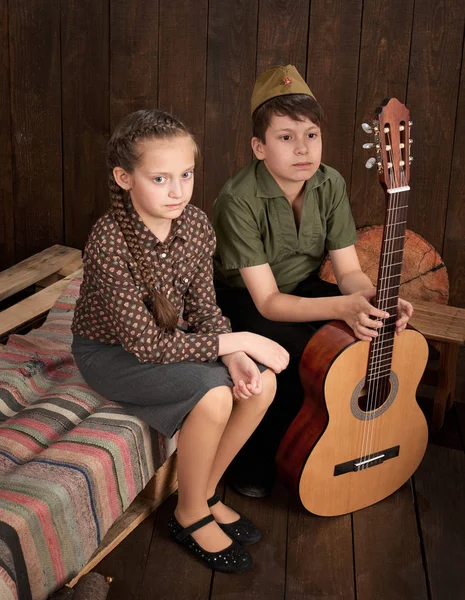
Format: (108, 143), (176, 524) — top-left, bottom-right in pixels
(307, 133), (318, 139)
(181, 171), (194, 180)
(153, 176), (166, 184)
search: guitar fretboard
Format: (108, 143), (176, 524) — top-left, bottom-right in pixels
(366, 190), (409, 384)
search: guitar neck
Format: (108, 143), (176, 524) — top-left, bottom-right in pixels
(362, 97), (413, 386)
(366, 188), (409, 383)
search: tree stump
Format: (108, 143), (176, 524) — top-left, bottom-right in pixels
(319, 226), (449, 304)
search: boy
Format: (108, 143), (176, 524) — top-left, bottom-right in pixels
(213, 65), (413, 498)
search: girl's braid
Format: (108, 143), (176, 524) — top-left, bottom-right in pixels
(107, 109), (195, 331)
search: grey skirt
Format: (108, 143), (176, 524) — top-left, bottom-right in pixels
(72, 335), (266, 438)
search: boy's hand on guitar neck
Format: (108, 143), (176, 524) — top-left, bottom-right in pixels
(340, 290), (414, 341)
(340, 289), (388, 342)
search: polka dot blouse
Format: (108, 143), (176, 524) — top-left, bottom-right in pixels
(72, 202), (232, 364)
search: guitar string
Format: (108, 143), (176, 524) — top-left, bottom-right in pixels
(371, 141), (398, 464)
(359, 118), (386, 466)
(359, 118), (386, 467)
(380, 137), (407, 458)
(363, 123), (401, 467)
(364, 180), (396, 466)
(360, 122), (391, 467)
(369, 129), (398, 464)
(369, 128), (405, 464)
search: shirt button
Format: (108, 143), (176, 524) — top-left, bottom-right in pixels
(184, 278), (189, 283)
(161, 253), (167, 258)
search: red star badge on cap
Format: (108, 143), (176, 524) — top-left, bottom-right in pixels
(282, 77), (292, 85)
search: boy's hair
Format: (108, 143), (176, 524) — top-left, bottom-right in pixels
(252, 94), (324, 142)
(107, 109), (198, 331)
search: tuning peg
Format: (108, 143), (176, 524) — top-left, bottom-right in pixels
(362, 123), (373, 134)
(365, 157), (377, 169)
(409, 156), (414, 163)
(409, 121), (413, 127)
(363, 143), (374, 149)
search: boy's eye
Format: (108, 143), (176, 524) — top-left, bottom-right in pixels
(280, 135), (291, 141)
(153, 176), (166, 184)
(307, 133), (318, 139)
(181, 170), (194, 180)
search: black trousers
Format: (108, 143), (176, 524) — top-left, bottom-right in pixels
(215, 273), (341, 476)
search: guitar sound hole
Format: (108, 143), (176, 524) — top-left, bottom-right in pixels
(357, 377), (392, 412)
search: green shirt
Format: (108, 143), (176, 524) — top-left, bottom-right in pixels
(213, 160), (357, 293)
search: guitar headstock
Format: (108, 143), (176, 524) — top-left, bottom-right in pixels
(362, 98), (412, 190)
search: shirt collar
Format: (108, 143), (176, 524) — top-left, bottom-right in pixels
(125, 199), (190, 248)
(255, 159), (330, 199)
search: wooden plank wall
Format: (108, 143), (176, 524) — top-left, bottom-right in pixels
(1, 0), (464, 305)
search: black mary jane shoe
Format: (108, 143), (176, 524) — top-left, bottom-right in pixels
(167, 513), (253, 574)
(208, 494), (262, 545)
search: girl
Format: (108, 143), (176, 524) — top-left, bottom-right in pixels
(71, 109), (289, 574)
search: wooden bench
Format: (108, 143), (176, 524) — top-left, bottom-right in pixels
(0, 245), (178, 591)
(410, 300), (465, 432)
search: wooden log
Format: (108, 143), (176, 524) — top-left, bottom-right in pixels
(320, 226), (449, 304)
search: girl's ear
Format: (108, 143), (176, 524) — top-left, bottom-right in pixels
(251, 137), (265, 160)
(113, 167), (133, 191)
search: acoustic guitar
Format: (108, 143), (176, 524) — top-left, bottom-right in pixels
(276, 98), (429, 516)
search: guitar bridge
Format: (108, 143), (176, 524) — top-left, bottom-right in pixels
(334, 445), (400, 476)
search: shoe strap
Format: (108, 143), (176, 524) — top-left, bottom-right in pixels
(176, 514), (215, 542)
(207, 494), (221, 508)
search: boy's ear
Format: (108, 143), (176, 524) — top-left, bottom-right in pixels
(113, 167), (132, 191)
(251, 136), (266, 160)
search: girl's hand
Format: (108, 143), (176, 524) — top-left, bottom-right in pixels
(395, 297), (413, 334)
(224, 352), (263, 401)
(339, 290), (390, 342)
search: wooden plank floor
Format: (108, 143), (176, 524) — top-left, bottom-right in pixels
(94, 350), (465, 600)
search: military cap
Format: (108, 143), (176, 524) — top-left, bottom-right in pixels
(251, 64), (315, 116)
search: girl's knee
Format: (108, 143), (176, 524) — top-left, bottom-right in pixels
(195, 386), (233, 424)
(264, 368), (277, 392)
(257, 369), (277, 409)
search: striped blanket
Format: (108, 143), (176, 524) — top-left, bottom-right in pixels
(0, 278), (176, 600)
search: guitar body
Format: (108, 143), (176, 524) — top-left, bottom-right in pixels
(276, 321), (428, 516)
